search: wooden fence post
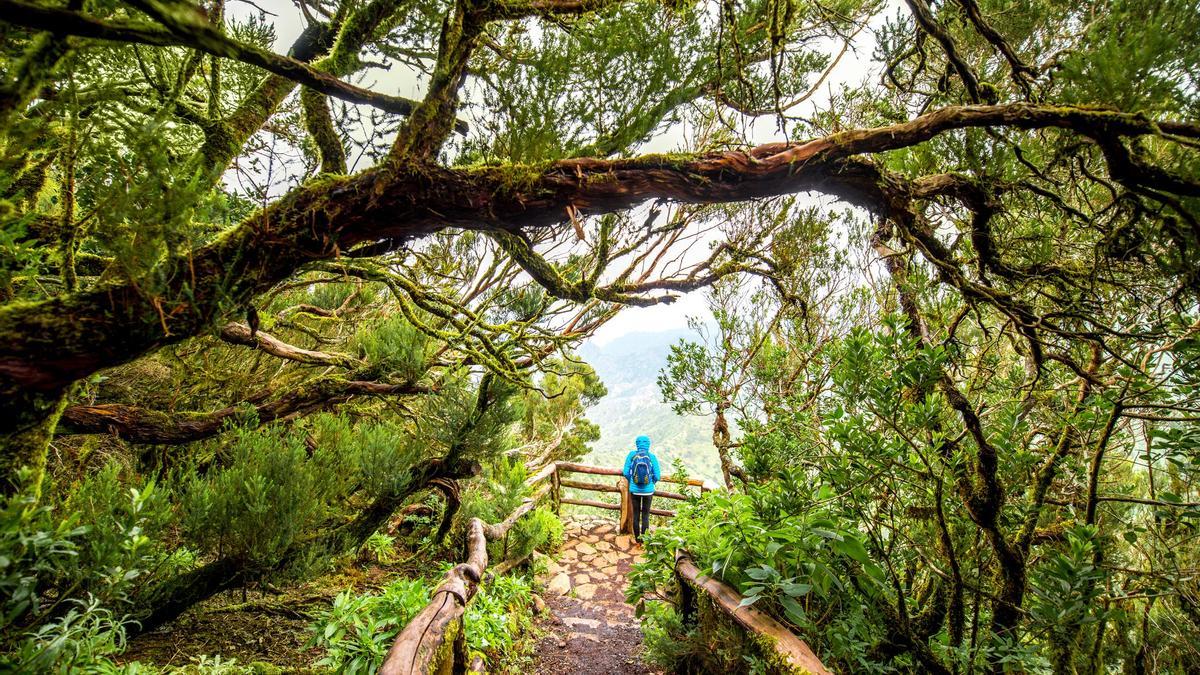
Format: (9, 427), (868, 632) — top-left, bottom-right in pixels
(550, 467), (561, 515)
(618, 477), (633, 535)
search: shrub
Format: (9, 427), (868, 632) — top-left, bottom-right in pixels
(464, 575), (536, 668)
(308, 578), (432, 675)
(179, 426), (332, 569)
(509, 507), (564, 558)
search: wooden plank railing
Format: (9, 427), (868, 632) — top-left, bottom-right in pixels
(554, 461), (707, 532)
(379, 461), (710, 674)
(675, 552), (832, 675)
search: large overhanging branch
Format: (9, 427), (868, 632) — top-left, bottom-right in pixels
(59, 377), (432, 443)
(0, 0), (468, 133)
(1, 103), (1197, 403)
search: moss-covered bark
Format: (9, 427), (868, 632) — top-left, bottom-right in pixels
(0, 387), (70, 497)
(300, 87), (347, 175)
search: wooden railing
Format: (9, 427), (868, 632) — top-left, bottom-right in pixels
(379, 467), (553, 675)
(676, 552), (832, 675)
(378, 461), (708, 674)
(552, 461), (707, 534)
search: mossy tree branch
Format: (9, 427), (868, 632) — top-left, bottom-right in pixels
(1, 102), (1197, 485)
(58, 376), (433, 444)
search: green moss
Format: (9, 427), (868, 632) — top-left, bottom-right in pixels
(0, 386), (73, 499)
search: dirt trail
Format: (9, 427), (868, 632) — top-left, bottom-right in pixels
(531, 515), (661, 674)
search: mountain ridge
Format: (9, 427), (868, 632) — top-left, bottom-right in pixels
(578, 328), (723, 485)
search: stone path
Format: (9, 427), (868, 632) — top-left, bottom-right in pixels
(531, 515), (660, 674)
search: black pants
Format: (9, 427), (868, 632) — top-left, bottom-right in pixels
(632, 493), (653, 540)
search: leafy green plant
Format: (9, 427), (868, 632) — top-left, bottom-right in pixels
(0, 595), (130, 674)
(308, 578), (432, 675)
(509, 507), (564, 558)
(363, 532), (398, 564)
(464, 574), (536, 668)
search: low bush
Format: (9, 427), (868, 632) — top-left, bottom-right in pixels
(308, 578), (432, 675)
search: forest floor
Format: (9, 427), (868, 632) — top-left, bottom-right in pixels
(118, 558), (430, 671)
(530, 516), (661, 674)
(119, 515), (659, 673)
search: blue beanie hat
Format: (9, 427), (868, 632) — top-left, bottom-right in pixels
(635, 435), (651, 451)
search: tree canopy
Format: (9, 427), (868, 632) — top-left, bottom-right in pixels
(1, 0), (1198, 671)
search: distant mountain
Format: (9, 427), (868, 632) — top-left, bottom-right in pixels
(577, 328), (723, 485)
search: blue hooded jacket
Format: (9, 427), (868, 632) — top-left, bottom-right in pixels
(623, 435), (661, 495)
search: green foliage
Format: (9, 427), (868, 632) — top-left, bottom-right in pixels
(1, 486), (88, 637)
(180, 426), (330, 568)
(308, 578), (433, 675)
(0, 466), (181, 665)
(58, 463), (176, 607)
(629, 481), (882, 625)
(352, 422), (420, 500)
(509, 507), (564, 558)
(460, 457), (530, 527)
(350, 314), (429, 383)
(464, 574), (536, 666)
(0, 596), (131, 674)
(362, 532), (398, 564)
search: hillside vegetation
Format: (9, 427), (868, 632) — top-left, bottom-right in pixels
(581, 329), (723, 484)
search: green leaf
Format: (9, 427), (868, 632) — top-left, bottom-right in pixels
(780, 595), (807, 624)
(832, 535), (870, 564)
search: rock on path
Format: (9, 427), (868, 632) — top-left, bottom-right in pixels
(532, 516), (660, 674)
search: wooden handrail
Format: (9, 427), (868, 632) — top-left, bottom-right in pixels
(556, 462), (623, 477)
(559, 477), (622, 493)
(380, 461), (710, 673)
(561, 496), (620, 511)
(675, 552), (832, 675)
(381, 489), (545, 674)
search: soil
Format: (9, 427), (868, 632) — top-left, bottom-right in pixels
(530, 516), (662, 674)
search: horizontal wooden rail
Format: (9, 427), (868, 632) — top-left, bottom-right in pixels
(559, 477), (621, 493)
(651, 488), (689, 502)
(676, 552), (831, 675)
(525, 461), (558, 487)
(556, 462), (623, 477)
(561, 496), (620, 511)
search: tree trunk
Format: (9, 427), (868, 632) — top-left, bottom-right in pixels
(713, 403), (735, 490)
(0, 387), (71, 497)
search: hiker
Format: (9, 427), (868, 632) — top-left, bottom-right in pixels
(622, 435), (661, 544)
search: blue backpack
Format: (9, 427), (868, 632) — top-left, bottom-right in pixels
(631, 451), (653, 488)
